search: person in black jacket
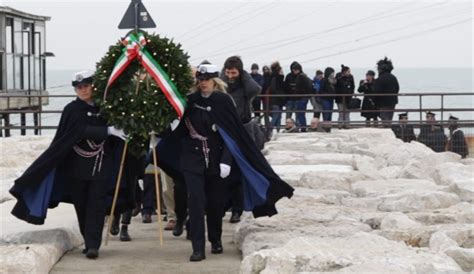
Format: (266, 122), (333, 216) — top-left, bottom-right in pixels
(358, 70), (378, 127)
(268, 62), (286, 132)
(373, 57), (400, 127)
(391, 113), (416, 142)
(447, 115), (469, 158)
(10, 71), (127, 259)
(284, 61), (313, 131)
(335, 65), (355, 129)
(250, 63), (264, 117)
(159, 64), (294, 261)
(319, 67), (336, 129)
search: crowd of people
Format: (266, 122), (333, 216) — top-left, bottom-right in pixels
(8, 55), (469, 265)
(249, 57), (401, 133)
(247, 57), (468, 158)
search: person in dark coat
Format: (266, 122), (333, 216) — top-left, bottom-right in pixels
(358, 70), (378, 126)
(221, 56), (261, 124)
(392, 113), (416, 142)
(221, 56), (262, 223)
(284, 61), (313, 131)
(319, 67), (336, 129)
(261, 65), (272, 137)
(335, 65), (355, 129)
(157, 64), (294, 262)
(417, 111), (447, 153)
(447, 115), (469, 158)
(311, 70), (324, 119)
(373, 57), (400, 127)
(9, 71), (127, 259)
(268, 62), (286, 132)
(250, 63), (264, 117)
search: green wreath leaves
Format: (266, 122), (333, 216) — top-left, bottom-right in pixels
(93, 31), (194, 156)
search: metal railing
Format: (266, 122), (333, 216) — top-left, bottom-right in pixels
(0, 92), (473, 133)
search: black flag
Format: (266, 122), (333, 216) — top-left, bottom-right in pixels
(118, 0), (156, 30)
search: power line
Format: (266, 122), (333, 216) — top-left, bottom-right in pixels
(189, 2), (340, 61)
(300, 17), (472, 63)
(277, 7), (470, 62)
(190, 2), (447, 61)
(177, 1), (253, 40)
(184, 0), (282, 48)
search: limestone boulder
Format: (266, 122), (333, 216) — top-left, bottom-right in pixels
(380, 212), (422, 230)
(408, 202), (474, 225)
(271, 164), (353, 185)
(240, 232), (462, 273)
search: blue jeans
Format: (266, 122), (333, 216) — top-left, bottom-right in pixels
(285, 100), (297, 120)
(270, 105), (282, 132)
(295, 99), (308, 128)
(321, 99), (334, 122)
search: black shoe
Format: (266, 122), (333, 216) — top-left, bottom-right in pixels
(173, 221), (184, 237)
(229, 212), (241, 223)
(142, 214), (152, 224)
(110, 217), (120, 236)
(82, 248), (88, 254)
(85, 248), (99, 259)
(211, 241), (223, 254)
(120, 225), (131, 242)
(132, 206), (141, 217)
(189, 251), (206, 262)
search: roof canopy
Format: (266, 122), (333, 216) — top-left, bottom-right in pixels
(0, 6), (51, 21)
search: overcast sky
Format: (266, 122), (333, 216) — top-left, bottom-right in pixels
(2, 0), (473, 71)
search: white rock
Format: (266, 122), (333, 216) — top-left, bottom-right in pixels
(0, 200), (82, 273)
(408, 202), (474, 225)
(297, 171), (365, 192)
(445, 247), (474, 272)
(378, 191), (460, 212)
(240, 232), (462, 273)
(429, 231), (459, 252)
(351, 179), (443, 197)
(272, 164), (353, 184)
(380, 212), (422, 230)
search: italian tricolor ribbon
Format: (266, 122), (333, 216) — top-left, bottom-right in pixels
(104, 32), (187, 118)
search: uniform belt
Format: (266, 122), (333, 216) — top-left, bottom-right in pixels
(185, 118), (210, 168)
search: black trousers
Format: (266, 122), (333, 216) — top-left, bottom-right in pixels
(183, 171), (226, 252)
(228, 168), (243, 215)
(173, 177), (188, 223)
(141, 174), (157, 215)
(114, 209), (132, 225)
(70, 178), (107, 250)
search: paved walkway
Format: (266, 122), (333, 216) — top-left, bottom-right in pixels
(51, 213), (242, 274)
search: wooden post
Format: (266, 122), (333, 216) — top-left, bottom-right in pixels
(105, 142), (128, 246)
(152, 145), (164, 245)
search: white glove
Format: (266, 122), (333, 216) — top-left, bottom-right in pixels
(219, 163), (231, 179)
(170, 119), (180, 131)
(107, 126), (127, 140)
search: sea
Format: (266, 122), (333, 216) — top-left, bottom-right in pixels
(4, 67), (474, 136)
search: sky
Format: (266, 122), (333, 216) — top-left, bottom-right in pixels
(2, 0), (473, 72)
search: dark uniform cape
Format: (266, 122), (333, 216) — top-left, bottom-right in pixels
(448, 129), (469, 158)
(157, 91), (294, 218)
(417, 124), (447, 153)
(392, 124), (416, 143)
(9, 98), (120, 225)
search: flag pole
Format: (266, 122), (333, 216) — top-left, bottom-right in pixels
(151, 137), (164, 245)
(105, 142), (128, 246)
